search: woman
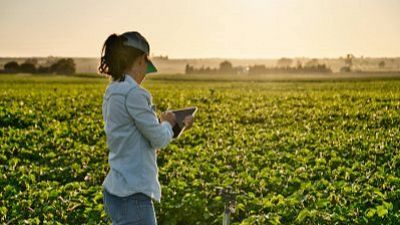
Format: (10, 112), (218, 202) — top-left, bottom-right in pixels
(99, 31), (194, 225)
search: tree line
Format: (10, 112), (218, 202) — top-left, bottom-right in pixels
(1, 58), (76, 75)
(185, 58), (332, 75)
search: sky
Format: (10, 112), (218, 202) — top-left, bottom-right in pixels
(1, 0), (399, 59)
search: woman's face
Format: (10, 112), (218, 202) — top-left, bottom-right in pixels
(137, 54), (148, 78)
(127, 54), (147, 84)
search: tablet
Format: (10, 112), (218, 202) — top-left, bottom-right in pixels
(170, 106), (198, 138)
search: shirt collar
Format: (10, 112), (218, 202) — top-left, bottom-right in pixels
(124, 74), (138, 86)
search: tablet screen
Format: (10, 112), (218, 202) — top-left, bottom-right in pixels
(171, 107), (197, 138)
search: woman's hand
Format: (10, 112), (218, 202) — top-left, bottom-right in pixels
(183, 115), (194, 130)
(160, 111), (176, 127)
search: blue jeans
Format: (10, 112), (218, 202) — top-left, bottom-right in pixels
(103, 188), (157, 225)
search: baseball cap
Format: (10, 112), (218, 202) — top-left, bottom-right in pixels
(121, 31), (157, 74)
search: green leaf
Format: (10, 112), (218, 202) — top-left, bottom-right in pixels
(296, 208), (310, 222)
(366, 208), (376, 218)
(376, 205), (388, 218)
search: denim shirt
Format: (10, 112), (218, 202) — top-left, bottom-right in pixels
(101, 74), (174, 203)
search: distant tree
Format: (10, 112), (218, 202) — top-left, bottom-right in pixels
(277, 58), (293, 67)
(304, 59), (319, 67)
(4, 61), (19, 73)
(44, 56), (58, 67)
(24, 58), (38, 66)
(219, 60), (233, 74)
(19, 62), (36, 73)
(248, 64), (266, 75)
(51, 58), (76, 74)
(379, 60), (385, 69)
(341, 54), (355, 72)
(185, 64), (194, 74)
(344, 54), (353, 68)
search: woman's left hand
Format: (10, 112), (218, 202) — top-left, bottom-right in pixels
(183, 115), (194, 130)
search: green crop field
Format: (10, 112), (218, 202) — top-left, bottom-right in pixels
(1, 74), (400, 224)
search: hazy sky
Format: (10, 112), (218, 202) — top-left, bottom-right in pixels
(1, 0), (399, 58)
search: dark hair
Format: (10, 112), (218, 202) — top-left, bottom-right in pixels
(98, 33), (145, 82)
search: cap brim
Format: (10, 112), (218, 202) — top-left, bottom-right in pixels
(146, 59), (157, 74)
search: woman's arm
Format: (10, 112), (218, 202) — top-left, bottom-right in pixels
(125, 88), (175, 149)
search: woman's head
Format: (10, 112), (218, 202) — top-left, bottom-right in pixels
(98, 31), (157, 83)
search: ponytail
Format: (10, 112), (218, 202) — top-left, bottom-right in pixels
(98, 33), (145, 81)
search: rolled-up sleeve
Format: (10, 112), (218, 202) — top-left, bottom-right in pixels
(125, 88), (174, 149)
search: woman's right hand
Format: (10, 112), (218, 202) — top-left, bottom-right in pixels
(160, 111), (176, 127)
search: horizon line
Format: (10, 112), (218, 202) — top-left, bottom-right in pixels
(1, 55), (400, 60)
